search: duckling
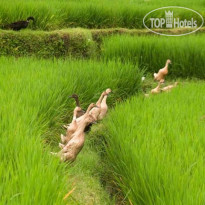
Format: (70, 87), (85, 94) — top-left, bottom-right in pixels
(151, 83), (161, 94)
(60, 103), (97, 162)
(98, 88), (112, 120)
(61, 106), (82, 145)
(154, 59), (171, 83)
(161, 82), (178, 92)
(6, 17), (35, 31)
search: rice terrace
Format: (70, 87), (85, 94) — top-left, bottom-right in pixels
(0, 0), (205, 204)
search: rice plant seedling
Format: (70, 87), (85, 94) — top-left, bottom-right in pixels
(0, 57), (142, 204)
(102, 34), (205, 78)
(104, 82), (205, 205)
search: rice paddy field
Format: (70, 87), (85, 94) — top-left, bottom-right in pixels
(1, 0), (205, 204)
(0, 57), (142, 204)
(102, 34), (205, 78)
(0, 0), (204, 30)
(103, 82), (205, 205)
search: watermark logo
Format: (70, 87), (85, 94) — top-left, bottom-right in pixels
(165, 11), (173, 28)
(143, 6), (204, 36)
(150, 10), (197, 29)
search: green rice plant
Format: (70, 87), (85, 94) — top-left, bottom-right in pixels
(103, 82), (205, 204)
(0, 57), (142, 204)
(102, 34), (205, 78)
(2, 28), (205, 59)
(0, 0), (204, 30)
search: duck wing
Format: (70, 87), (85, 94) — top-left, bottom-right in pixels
(76, 109), (86, 118)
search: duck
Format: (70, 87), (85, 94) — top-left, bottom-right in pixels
(6, 17), (35, 31)
(161, 82), (178, 92)
(154, 59), (171, 83)
(63, 94), (85, 129)
(60, 103), (97, 162)
(151, 83), (161, 94)
(69, 94), (85, 118)
(89, 91), (108, 121)
(60, 106), (82, 145)
(98, 88), (112, 120)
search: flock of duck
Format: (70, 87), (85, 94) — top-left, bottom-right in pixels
(53, 59), (178, 163)
(52, 89), (112, 162)
(4, 18), (179, 163)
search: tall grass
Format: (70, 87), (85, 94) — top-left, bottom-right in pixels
(0, 57), (142, 204)
(103, 82), (205, 204)
(102, 34), (205, 78)
(0, 0), (204, 30)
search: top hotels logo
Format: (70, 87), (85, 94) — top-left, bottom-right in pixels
(165, 11), (173, 28)
(143, 6), (204, 36)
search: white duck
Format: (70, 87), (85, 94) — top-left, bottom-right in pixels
(151, 83), (161, 94)
(60, 103), (97, 162)
(63, 94), (85, 129)
(98, 88), (112, 120)
(60, 106), (81, 145)
(154, 59), (171, 83)
(161, 82), (178, 92)
(88, 90), (107, 121)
